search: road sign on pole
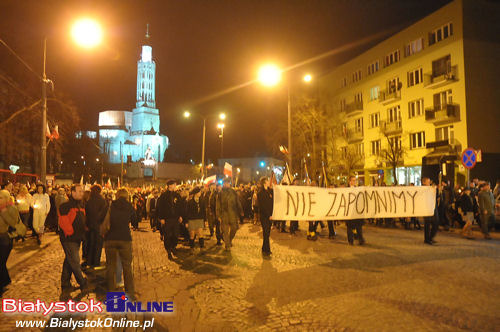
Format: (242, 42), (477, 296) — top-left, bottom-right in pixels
(461, 148), (477, 169)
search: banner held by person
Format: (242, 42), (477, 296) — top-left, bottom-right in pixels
(272, 185), (436, 221)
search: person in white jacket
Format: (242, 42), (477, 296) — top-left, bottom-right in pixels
(32, 184), (50, 245)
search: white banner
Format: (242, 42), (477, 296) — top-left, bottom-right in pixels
(272, 185), (436, 221)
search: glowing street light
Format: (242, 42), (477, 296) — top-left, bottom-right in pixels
(303, 74), (312, 83)
(71, 18), (103, 48)
(217, 123), (225, 129)
(219, 113), (226, 120)
(183, 110), (191, 118)
(258, 64), (281, 87)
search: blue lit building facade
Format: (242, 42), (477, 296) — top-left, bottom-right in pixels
(99, 29), (168, 164)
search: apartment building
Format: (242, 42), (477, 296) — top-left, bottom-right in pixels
(316, 0), (499, 186)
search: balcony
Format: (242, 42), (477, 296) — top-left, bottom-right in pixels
(424, 65), (458, 89)
(345, 101), (363, 116)
(347, 128), (364, 143)
(425, 103), (460, 125)
(378, 88), (401, 105)
(381, 120), (402, 135)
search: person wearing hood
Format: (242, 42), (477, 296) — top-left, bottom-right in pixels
(104, 188), (136, 300)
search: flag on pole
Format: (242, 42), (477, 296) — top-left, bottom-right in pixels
(223, 162), (232, 178)
(79, 175), (84, 185)
(280, 162), (293, 184)
(303, 158), (311, 185)
(46, 122), (51, 138)
(203, 175), (216, 185)
(321, 161), (328, 188)
(269, 168), (277, 187)
(117, 177), (121, 188)
(51, 125), (60, 140)
(279, 145), (289, 155)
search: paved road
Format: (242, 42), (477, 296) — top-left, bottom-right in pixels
(1, 221), (499, 331)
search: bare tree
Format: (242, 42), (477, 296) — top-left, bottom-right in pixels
(380, 130), (406, 185)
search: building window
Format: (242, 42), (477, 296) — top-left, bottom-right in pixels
(352, 69), (362, 83)
(410, 131), (426, 149)
(368, 60), (380, 75)
(354, 92), (363, 104)
(389, 135), (402, 150)
(387, 105), (401, 123)
(407, 68), (423, 87)
(405, 38), (424, 57)
(435, 125), (454, 142)
(408, 98), (424, 118)
(387, 77), (401, 93)
(369, 112), (380, 128)
(341, 77), (348, 88)
(369, 86), (380, 101)
(354, 118), (363, 132)
(371, 140), (381, 155)
(340, 99), (346, 112)
(429, 22), (453, 46)
(432, 55), (451, 77)
(385, 49), (400, 67)
(433, 89), (452, 110)
(355, 142), (364, 156)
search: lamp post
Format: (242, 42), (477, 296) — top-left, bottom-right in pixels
(183, 111), (226, 177)
(258, 64), (312, 175)
(40, 18), (102, 184)
(217, 123), (225, 159)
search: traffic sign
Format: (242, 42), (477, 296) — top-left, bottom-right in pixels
(461, 148), (477, 169)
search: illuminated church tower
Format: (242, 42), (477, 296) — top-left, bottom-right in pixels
(98, 25), (169, 164)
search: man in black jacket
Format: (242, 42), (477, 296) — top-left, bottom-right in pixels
(257, 177), (273, 257)
(346, 176), (365, 245)
(58, 184), (88, 293)
(85, 185), (108, 269)
(157, 180), (183, 260)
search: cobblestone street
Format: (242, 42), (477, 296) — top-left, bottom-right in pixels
(1, 221), (499, 331)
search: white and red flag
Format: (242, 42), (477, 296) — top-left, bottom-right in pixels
(223, 162), (232, 178)
(203, 175), (216, 185)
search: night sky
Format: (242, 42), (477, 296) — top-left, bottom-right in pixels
(0, 0), (451, 163)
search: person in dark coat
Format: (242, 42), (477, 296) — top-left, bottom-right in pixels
(85, 185), (108, 268)
(104, 188), (136, 300)
(58, 184), (88, 293)
(157, 180), (183, 260)
(346, 176), (365, 245)
(257, 177), (274, 257)
(186, 187), (205, 250)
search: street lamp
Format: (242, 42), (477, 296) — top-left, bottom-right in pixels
(40, 18), (102, 185)
(183, 111), (227, 177)
(71, 18), (103, 48)
(258, 64), (312, 176)
(258, 64), (281, 87)
(217, 123), (225, 159)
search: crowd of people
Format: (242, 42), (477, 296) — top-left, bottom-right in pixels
(0, 176), (498, 300)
